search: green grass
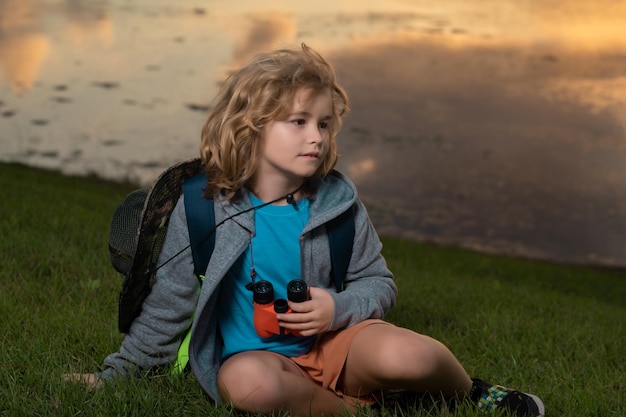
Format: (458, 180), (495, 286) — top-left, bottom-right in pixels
(1, 162), (624, 416)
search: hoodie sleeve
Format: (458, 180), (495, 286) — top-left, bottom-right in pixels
(328, 199), (397, 331)
(99, 197), (199, 380)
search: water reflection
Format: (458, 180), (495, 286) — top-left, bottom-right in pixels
(231, 13), (297, 67)
(0, 0), (49, 92)
(62, 0), (113, 47)
(1, 0), (625, 268)
(332, 39), (626, 267)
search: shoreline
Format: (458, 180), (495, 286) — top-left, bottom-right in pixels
(4, 160), (624, 271)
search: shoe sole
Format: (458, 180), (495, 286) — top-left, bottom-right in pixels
(526, 393), (545, 417)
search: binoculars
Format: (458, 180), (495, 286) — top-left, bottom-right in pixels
(252, 279), (309, 338)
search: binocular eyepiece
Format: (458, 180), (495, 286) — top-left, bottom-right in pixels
(252, 279), (309, 338)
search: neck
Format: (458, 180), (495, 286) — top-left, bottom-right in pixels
(249, 181), (304, 206)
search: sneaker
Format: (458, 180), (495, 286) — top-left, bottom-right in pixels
(470, 378), (545, 417)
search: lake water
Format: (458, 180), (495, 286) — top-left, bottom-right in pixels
(2, 0), (626, 268)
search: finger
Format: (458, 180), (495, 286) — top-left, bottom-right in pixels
(279, 320), (321, 336)
(64, 373), (102, 388)
(64, 373), (86, 383)
(286, 300), (315, 313)
(276, 310), (313, 323)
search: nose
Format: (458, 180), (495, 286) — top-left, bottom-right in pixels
(309, 124), (325, 144)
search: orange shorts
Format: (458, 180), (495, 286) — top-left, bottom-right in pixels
(288, 318), (392, 403)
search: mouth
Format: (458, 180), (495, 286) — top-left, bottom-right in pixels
(301, 151), (320, 159)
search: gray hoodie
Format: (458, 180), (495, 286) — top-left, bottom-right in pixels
(101, 170), (397, 402)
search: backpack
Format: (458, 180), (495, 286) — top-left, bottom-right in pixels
(108, 158), (355, 334)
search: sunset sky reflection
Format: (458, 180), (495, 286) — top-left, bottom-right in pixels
(1, 0), (625, 267)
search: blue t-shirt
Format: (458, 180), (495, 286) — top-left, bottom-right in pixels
(217, 194), (316, 360)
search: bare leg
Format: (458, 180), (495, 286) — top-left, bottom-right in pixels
(341, 324), (472, 399)
(217, 350), (356, 416)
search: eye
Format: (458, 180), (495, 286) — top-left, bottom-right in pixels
(319, 121), (329, 129)
(292, 119), (306, 126)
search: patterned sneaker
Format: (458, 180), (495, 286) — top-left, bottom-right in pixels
(470, 378), (545, 417)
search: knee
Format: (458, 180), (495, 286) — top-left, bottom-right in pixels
(217, 353), (286, 412)
(380, 333), (449, 378)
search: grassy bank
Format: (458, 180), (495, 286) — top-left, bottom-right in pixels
(0, 162), (624, 416)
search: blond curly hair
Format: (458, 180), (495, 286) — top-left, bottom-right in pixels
(200, 43), (350, 199)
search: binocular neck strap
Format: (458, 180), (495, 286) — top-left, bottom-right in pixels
(245, 231), (257, 292)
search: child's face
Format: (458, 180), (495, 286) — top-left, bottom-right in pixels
(257, 87), (332, 187)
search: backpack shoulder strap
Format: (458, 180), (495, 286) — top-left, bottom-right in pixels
(327, 205), (355, 292)
(182, 173), (354, 288)
(182, 172), (215, 278)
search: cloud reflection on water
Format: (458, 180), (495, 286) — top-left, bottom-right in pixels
(328, 35), (626, 266)
(0, 0), (50, 93)
(61, 0), (113, 47)
(0, 0), (625, 267)
(230, 13), (297, 67)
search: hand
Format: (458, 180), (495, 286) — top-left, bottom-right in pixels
(64, 373), (103, 388)
(276, 287), (335, 337)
